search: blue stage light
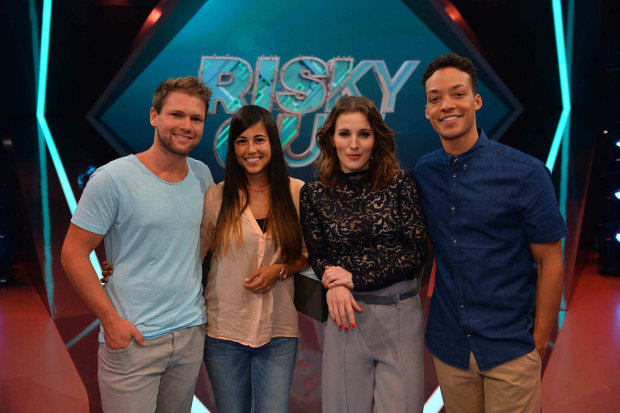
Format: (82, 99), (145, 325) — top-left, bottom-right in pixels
(37, 0), (102, 280)
(77, 165), (97, 189)
(545, 0), (571, 172)
(615, 191), (620, 200)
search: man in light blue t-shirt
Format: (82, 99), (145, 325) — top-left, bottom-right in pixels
(61, 76), (213, 413)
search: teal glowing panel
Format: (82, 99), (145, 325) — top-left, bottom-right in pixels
(99, 0), (517, 182)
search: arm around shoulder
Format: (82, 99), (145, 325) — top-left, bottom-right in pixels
(200, 183), (221, 259)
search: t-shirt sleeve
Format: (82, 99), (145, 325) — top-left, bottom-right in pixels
(517, 162), (568, 244)
(71, 168), (119, 235)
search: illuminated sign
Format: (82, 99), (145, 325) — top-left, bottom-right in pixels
(94, 0), (519, 183)
(201, 56), (419, 166)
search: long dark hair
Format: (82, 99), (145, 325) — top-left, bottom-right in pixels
(314, 96), (400, 191)
(212, 105), (302, 262)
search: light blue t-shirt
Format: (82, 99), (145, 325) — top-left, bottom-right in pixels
(71, 155), (213, 342)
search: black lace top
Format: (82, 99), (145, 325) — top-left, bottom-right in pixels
(299, 169), (427, 292)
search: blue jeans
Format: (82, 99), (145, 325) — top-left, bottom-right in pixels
(204, 336), (298, 413)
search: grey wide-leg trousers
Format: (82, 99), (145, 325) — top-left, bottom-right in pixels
(322, 280), (425, 413)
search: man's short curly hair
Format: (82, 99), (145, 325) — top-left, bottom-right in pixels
(422, 53), (478, 93)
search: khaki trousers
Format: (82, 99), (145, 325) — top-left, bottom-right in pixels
(434, 349), (541, 413)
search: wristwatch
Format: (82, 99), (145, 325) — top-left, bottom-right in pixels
(278, 265), (288, 281)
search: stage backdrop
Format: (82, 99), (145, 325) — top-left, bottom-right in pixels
(92, 0), (519, 183)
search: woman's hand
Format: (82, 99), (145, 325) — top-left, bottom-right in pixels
(326, 285), (362, 331)
(100, 260), (114, 285)
(322, 265), (354, 290)
(243, 264), (280, 295)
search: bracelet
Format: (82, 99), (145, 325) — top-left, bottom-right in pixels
(278, 265), (288, 281)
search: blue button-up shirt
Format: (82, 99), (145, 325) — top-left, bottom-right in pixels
(415, 130), (568, 370)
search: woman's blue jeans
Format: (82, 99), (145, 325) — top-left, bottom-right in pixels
(204, 335), (298, 413)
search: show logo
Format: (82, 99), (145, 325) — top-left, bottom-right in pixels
(199, 56), (419, 167)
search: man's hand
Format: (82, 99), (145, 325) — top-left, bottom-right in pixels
(102, 318), (146, 349)
(100, 260), (114, 285)
(322, 266), (354, 290)
(533, 329), (550, 359)
(326, 285), (362, 331)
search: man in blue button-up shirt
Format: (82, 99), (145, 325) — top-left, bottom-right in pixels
(415, 53), (568, 413)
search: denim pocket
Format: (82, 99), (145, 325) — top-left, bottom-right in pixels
(103, 339), (133, 354)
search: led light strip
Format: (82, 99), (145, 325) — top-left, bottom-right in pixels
(36, 0), (102, 281)
(552, 0), (573, 333)
(423, 386), (444, 413)
(36, 0), (76, 211)
(545, 0), (571, 171)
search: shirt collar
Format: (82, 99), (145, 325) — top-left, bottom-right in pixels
(441, 129), (488, 167)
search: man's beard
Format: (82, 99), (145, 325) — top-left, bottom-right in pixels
(155, 128), (196, 157)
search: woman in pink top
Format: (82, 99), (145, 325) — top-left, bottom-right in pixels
(200, 105), (308, 413)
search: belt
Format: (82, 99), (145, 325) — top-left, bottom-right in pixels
(352, 290), (417, 305)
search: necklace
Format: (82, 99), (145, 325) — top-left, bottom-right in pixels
(247, 184), (270, 192)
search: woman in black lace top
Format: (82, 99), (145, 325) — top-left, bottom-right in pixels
(299, 96), (427, 413)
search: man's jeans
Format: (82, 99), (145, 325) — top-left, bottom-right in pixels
(204, 335), (298, 413)
(98, 324), (205, 413)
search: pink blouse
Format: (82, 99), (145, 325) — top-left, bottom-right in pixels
(200, 178), (305, 347)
